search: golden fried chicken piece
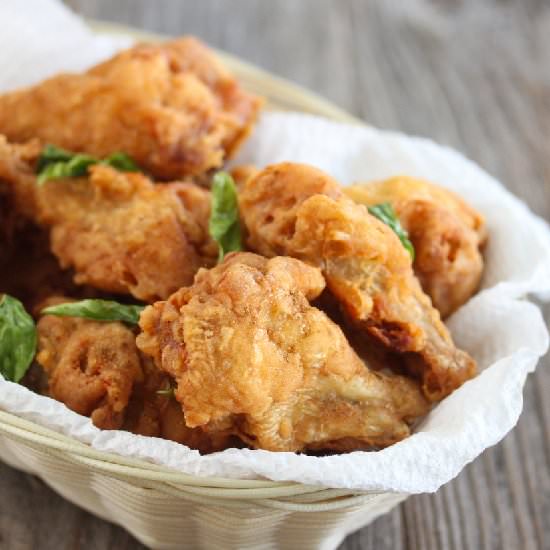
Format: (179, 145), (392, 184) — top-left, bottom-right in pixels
(0, 136), (217, 302)
(0, 38), (262, 180)
(345, 176), (486, 317)
(137, 253), (429, 452)
(239, 164), (477, 401)
(36, 301), (145, 430)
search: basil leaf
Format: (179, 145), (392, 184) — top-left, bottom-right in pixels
(156, 378), (176, 398)
(102, 152), (139, 172)
(41, 299), (144, 325)
(37, 154), (97, 185)
(368, 202), (415, 260)
(156, 388), (175, 397)
(36, 145), (139, 185)
(209, 171), (243, 262)
(0, 295), (37, 383)
(36, 144), (73, 171)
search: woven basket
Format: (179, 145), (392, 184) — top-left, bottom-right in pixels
(0, 22), (408, 550)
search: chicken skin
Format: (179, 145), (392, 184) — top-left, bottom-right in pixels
(0, 136), (217, 302)
(136, 253), (429, 452)
(345, 176), (486, 317)
(36, 298), (231, 452)
(239, 164), (477, 401)
(0, 38), (262, 180)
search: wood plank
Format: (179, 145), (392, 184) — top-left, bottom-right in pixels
(1, 1), (548, 549)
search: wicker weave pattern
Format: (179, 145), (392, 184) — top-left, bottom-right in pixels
(0, 417), (407, 549)
(0, 23), (408, 549)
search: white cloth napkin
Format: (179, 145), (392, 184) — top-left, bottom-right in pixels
(1, 0), (549, 493)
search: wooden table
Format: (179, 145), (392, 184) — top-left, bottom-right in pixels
(2, 1), (549, 548)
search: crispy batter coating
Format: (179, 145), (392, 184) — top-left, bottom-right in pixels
(0, 136), (217, 302)
(36, 300), (144, 430)
(36, 298), (231, 452)
(0, 38), (262, 180)
(136, 253), (429, 452)
(239, 163), (477, 401)
(123, 356), (234, 453)
(345, 176), (486, 317)
(229, 164), (259, 190)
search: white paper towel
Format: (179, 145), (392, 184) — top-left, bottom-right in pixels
(0, 0), (132, 92)
(0, 0), (549, 493)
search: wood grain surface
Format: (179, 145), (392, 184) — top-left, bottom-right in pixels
(2, 1), (549, 549)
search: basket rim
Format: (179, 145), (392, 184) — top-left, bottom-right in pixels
(0, 20), (377, 499)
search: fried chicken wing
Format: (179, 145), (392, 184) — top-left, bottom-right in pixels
(136, 253), (429, 452)
(345, 176), (486, 317)
(0, 136), (217, 302)
(0, 38), (262, 180)
(239, 164), (477, 401)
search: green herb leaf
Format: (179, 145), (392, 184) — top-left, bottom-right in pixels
(36, 145), (139, 185)
(156, 387), (175, 397)
(0, 295), (37, 383)
(157, 388), (174, 397)
(367, 202), (415, 260)
(156, 378), (176, 398)
(41, 299), (144, 325)
(36, 144), (74, 171)
(102, 152), (139, 172)
(37, 155), (97, 185)
(209, 171), (242, 262)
